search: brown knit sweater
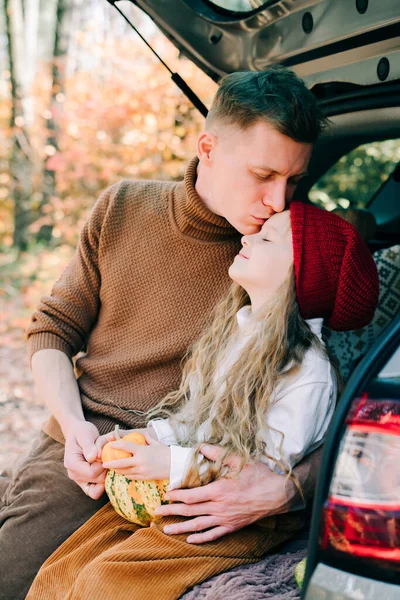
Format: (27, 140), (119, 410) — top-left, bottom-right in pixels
(27, 158), (241, 443)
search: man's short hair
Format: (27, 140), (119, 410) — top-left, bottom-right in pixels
(206, 66), (328, 144)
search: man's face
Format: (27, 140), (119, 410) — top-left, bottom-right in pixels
(200, 120), (312, 235)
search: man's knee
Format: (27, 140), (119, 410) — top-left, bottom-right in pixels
(0, 431), (107, 600)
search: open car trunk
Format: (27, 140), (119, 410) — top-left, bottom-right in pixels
(128, 0), (400, 93)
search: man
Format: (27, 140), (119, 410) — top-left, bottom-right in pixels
(0, 66), (327, 599)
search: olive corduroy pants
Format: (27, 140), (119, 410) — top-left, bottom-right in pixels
(0, 432), (109, 600)
(26, 501), (304, 600)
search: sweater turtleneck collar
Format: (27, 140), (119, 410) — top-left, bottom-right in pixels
(170, 156), (239, 242)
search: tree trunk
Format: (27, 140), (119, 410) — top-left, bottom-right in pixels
(24, 0), (40, 127)
(38, 0), (72, 243)
(65, 0), (82, 78)
(4, 0), (36, 253)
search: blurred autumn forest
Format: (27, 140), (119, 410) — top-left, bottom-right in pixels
(0, 0), (399, 470)
(0, 0), (218, 470)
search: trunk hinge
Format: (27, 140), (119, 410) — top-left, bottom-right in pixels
(107, 0), (209, 117)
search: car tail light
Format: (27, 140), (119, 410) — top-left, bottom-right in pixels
(319, 393), (400, 570)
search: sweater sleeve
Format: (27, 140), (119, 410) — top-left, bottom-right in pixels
(169, 446), (196, 490)
(262, 380), (336, 473)
(26, 182), (122, 365)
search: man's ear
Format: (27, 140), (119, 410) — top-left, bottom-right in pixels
(197, 131), (217, 165)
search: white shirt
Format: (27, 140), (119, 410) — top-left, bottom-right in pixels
(150, 306), (337, 490)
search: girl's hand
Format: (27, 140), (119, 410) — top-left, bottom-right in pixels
(94, 427), (151, 462)
(102, 431), (171, 481)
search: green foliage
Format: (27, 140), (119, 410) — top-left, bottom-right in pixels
(310, 139), (400, 211)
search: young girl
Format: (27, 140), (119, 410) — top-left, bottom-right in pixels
(27, 202), (379, 600)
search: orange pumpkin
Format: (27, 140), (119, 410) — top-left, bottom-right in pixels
(123, 432), (147, 445)
(101, 430), (146, 463)
(102, 427), (170, 526)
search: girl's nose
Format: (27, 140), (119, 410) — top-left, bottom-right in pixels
(241, 236), (249, 247)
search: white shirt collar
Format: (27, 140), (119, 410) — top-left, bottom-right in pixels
(306, 318), (324, 337)
(236, 305), (324, 338)
(236, 305), (253, 330)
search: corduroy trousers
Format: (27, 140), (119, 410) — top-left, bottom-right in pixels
(26, 501), (304, 600)
(0, 432), (108, 600)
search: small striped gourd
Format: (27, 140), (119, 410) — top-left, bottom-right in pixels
(102, 429), (170, 526)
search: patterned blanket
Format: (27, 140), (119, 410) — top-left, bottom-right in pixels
(181, 535), (308, 599)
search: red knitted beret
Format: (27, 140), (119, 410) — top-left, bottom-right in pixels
(290, 202), (379, 331)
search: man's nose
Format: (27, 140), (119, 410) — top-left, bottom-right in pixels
(261, 180), (287, 213)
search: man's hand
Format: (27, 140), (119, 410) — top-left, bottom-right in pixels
(63, 420), (107, 499)
(154, 444), (297, 544)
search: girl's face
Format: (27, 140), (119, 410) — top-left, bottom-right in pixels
(229, 211), (293, 311)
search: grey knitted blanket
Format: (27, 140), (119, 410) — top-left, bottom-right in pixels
(181, 538), (307, 600)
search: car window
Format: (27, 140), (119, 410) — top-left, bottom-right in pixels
(309, 139), (400, 212)
(378, 343), (400, 382)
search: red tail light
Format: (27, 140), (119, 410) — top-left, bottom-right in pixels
(320, 394), (400, 568)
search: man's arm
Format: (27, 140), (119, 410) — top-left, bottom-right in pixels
(31, 349), (107, 499)
(154, 444), (322, 544)
(27, 185), (124, 498)
(32, 349), (85, 434)
(153, 379), (327, 542)
(26, 182), (121, 365)
(291, 445), (322, 506)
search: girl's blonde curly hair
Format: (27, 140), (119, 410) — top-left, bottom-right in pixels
(148, 268), (340, 494)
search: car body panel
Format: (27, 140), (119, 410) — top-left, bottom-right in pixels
(305, 563), (400, 600)
(303, 315), (400, 594)
(129, 0), (400, 89)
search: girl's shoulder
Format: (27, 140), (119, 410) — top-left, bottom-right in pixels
(302, 341), (332, 382)
(279, 338), (334, 396)
(305, 317), (324, 339)
(302, 317), (332, 380)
